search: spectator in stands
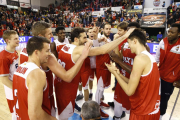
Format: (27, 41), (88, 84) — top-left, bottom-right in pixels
(173, 11), (180, 22)
(167, 4), (172, 15)
(157, 31), (163, 41)
(138, 11), (142, 19)
(81, 101), (101, 120)
(151, 38), (155, 42)
(144, 30), (149, 40)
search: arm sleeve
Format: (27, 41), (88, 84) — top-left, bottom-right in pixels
(155, 41), (162, 64)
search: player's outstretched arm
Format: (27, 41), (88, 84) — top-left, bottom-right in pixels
(109, 51), (132, 74)
(74, 28), (135, 57)
(106, 55), (145, 96)
(0, 76), (12, 89)
(47, 42), (91, 83)
(27, 69), (57, 120)
(88, 28), (135, 56)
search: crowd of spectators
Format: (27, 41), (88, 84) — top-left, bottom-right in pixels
(0, 0), (144, 37)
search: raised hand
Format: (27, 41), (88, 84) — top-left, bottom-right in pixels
(80, 41), (92, 59)
(109, 51), (121, 63)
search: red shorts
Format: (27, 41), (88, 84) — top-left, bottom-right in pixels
(130, 110), (160, 120)
(81, 70), (90, 90)
(56, 98), (75, 119)
(89, 68), (96, 81)
(96, 69), (111, 89)
(4, 85), (14, 113)
(114, 83), (131, 111)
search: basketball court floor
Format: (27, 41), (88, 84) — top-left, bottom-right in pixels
(0, 74), (179, 120)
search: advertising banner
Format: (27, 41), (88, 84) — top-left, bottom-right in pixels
(100, 6), (122, 12)
(141, 13), (166, 28)
(92, 11), (104, 16)
(144, 8), (167, 13)
(134, 5), (143, 9)
(0, 0), (7, 5)
(144, 0), (171, 8)
(126, 9), (142, 14)
(19, 0), (30, 3)
(7, 0), (19, 6)
(147, 43), (159, 54)
(0, 36), (54, 52)
(20, 3), (31, 8)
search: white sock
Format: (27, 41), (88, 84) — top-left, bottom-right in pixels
(114, 100), (122, 120)
(159, 115), (163, 120)
(79, 91), (83, 95)
(89, 89), (92, 93)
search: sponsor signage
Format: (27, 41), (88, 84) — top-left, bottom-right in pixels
(126, 9), (142, 14)
(144, 0), (171, 8)
(20, 2), (31, 8)
(134, 5), (143, 9)
(141, 13), (166, 28)
(7, 0), (19, 6)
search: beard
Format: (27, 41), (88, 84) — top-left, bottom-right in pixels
(104, 32), (110, 38)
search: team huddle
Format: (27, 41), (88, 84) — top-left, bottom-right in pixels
(0, 21), (180, 120)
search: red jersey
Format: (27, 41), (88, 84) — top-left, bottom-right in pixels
(20, 48), (28, 64)
(19, 48), (54, 115)
(129, 51), (160, 115)
(96, 36), (111, 70)
(55, 44), (80, 100)
(156, 37), (180, 83)
(118, 39), (127, 51)
(121, 42), (136, 78)
(0, 49), (19, 81)
(70, 22), (74, 27)
(13, 62), (51, 119)
(54, 39), (69, 54)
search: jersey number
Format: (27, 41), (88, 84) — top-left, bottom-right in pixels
(58, 59), (66, 68)
(14, 89), (19, 109)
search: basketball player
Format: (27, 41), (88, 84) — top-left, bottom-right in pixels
(51, 26), (70, 58)
(94, 23), (112, 117)
(76, 27), (99, 102)
(106, 29), (160, 120)
(55, 27), (134, 119)
(13, 36), (57, 120)
(155, 23), (180, 120)
(0, 30), (19, 120)
(19, 21), (90, 117)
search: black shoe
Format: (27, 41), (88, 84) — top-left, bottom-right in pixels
(76, 94), (83, 101)
(112, 86), (116, 91)
(74, 103), (81, 112)
(120, 111), (126, 118)
(108, 102), (114, 108)
(89, 93), (93, 100)
(113, 116), (120, 120)
(102, 95), (104, 100)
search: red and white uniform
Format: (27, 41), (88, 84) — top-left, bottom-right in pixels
(19, 48), (55, 117)
(54, 38), (69, 54)
(129, 51), (160, 120)
(55, 44), (80, 119)
(13, 62), (51, 120)
(96, 35), (111, 89)
(114, 42), (136, 113)
(0, 49), (18, 114)
(155, 37), (180, 83)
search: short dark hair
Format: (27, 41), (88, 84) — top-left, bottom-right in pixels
(81, 101), (100, 119)
(128, 29), (146, 46)
(31, 21), (51, 36)
(87, 28), (93, 32)
(27, 36), (50, 56)
(55, 26), (65, 34)
(128, 22), (140, 28)
(117, 22), (128, 30)
(171, 23), (180, 33)
(71, 27), (85, 42)
(103, 23), (111, 29)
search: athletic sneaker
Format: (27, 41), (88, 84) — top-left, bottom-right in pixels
(121, 111), (125, 118)
(108, 102), (114, 108)
(100, 101), (110, 108)
(76, 94), (83, 101)
(89, 93), (93, 100)
(100, 109), (109, 118)
(74, 103), (81, 112)
(113, 111), (125, 120)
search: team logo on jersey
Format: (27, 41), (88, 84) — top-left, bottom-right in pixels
(63, 46), (70, 51)
(153, 0), (160, 7)
(176, 46), (179, 51)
